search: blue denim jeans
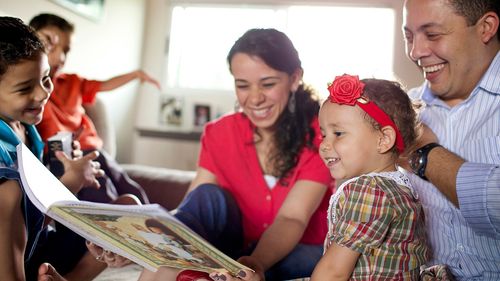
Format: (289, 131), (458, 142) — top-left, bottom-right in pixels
(174, 184), (323, 280)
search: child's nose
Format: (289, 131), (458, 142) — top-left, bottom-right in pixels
(320, 141), (332, 153)
(33, 86), (50, 102)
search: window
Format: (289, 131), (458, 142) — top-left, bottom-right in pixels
(165, 3), (395, 99)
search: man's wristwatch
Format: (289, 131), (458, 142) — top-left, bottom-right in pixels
(409, 142), (442, 180)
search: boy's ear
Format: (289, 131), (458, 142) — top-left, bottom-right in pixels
(378, 126), (397, 154)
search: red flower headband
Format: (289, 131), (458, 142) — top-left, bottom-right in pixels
(327, 74), (405, 153)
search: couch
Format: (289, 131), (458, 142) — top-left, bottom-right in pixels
(84, 96), (194, 210)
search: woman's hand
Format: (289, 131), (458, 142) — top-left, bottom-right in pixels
(86, 241), (132, 268)
(209, 269), (261, 281)
(208, 256), (263, 281)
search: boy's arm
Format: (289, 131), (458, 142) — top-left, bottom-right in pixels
(310, 242), (360, 281)
(0, 180), (28, 280)
(99, 70), (160, 92)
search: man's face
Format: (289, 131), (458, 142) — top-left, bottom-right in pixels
(39, 26), (72, 78)
(403, 0), (486, 106)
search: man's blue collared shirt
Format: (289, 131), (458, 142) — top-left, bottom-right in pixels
(407, 51), (500, 280)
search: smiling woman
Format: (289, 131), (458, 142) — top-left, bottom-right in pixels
(50, 0), (105, 22)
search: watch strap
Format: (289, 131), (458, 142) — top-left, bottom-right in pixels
(414, 142), (442, 180)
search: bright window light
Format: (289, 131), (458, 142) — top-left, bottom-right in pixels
(165, 4), (395, 99)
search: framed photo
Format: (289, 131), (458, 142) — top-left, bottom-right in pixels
(193, 104), (211, 128)
(159, 96), (183, 126)
(50, 0), (105, 22)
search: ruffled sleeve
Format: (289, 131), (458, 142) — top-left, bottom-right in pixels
(332, 176), (395, 255)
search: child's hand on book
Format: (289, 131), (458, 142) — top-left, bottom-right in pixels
(86, 241), (132, 268)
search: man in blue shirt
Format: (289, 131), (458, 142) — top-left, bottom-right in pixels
(403, 0), (500, 279)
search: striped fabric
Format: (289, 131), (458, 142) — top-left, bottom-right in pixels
(406, 51), (500, 280)
(326, 172), (428, 280)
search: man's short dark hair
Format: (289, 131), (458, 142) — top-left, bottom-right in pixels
(447, 0), (500, 40)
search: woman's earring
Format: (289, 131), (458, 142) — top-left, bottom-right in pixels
(288, 91), (296, 114)
(234, 101), (241, 112)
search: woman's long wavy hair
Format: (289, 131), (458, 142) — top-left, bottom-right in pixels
(227, 28), (320, 183)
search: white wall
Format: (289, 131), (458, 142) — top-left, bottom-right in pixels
(0, 0), (146, 163)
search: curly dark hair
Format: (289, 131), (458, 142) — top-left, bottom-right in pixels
(29, 13), (74, 33)
(360, 79), (420, 155)
(447, 0), (499, 40)
(227, 28), (320, 182)
(0, 17), (45, 79)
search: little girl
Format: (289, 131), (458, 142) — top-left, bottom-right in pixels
(312, 74), (428, 280)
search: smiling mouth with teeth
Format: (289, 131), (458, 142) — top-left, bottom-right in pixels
(422, 63), (445, 73)
(326, 158), (339, 165)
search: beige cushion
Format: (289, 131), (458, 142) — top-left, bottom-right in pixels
(83, 96), (117, 158)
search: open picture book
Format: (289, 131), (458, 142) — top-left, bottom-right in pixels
(17, 143), (250, 274)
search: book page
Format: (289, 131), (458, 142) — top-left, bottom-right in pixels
(48, 202), (249, 274)
(16, 143), (250, 275)
(17, 143), (77, 213)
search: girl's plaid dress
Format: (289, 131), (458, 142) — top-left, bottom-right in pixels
(326, 171), (429, 280)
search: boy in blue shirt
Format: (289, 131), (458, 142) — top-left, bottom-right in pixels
(0, 16), (104, 280)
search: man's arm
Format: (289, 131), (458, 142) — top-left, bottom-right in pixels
(417, 126), (500, 236)
(424, 146), (464, 207)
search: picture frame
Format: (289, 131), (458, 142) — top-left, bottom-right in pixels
(49, 0), (105, 22)
(159, 96), (184, 126)
(193, 104), (211, 129)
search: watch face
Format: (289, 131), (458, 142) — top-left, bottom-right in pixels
(409, 151), (423, 173)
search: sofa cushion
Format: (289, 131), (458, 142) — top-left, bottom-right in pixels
(122, 164), (194, 210)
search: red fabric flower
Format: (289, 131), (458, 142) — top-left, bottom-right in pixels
(327, 74), (365, 105)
